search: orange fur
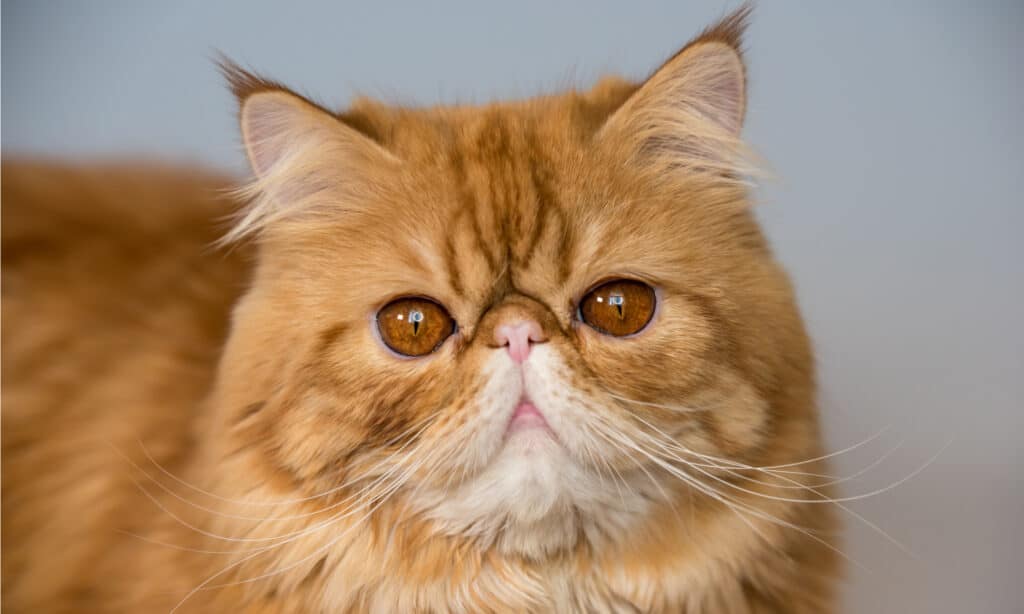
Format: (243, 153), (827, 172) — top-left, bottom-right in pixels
(3, 8), (841, 612)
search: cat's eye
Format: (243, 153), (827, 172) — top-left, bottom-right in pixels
(376, 297), (455, 357)
(579, 280), (656, 337)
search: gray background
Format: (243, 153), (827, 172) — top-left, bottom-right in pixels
(3, 1), (1022, 611)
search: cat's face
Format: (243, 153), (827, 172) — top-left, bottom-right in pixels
(216, 27), (814, 558)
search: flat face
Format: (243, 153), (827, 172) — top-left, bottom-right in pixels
(222, 88), (803, 559)
(214, 14), (821, 568)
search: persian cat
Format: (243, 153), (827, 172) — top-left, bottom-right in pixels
(2, 8), (841, 613)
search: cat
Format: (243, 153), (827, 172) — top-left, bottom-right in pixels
(1, 7), (842, 613)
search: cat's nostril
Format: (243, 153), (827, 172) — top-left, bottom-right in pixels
(494, 320), (546, 363)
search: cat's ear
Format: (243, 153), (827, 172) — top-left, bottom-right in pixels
(597, 6), (750, 174)
(220, 59), (394, 179)
(218, 59), (397, 242)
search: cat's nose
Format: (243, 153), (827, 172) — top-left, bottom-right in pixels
(494, 320), (546, 363)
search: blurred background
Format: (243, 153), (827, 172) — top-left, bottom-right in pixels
(3, 1), (1021, 611)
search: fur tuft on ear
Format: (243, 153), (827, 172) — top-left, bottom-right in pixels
(680, 3), (750, 65)
(598, 4), (758, 180)
(218, 56), (294, 106)
(217, 57), (398, 244)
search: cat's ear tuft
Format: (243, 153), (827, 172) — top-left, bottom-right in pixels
(218, 56), (288, 108)
(598, 5), (752, 174)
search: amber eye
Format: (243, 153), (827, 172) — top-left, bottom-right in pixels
(376, 298), (455, 357)
(579, 279), (656, 337)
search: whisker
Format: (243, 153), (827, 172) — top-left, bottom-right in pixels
(602, 389), (892, 480)
(585, 415), (673, 504)
(182, 439), (442, 599)
(128, 450), (410, 547)
(598, 415), (847, 528)
(626, 413), (920, 556)
(670, 438), (947, 507)
(111, 430), (428, 524)
(115, 415), (434, 557)
(168, 441), (438, 612)
(115, 530), (241, 555)
(580, 426), (631, 509)
(604, 391), (706, 414)
(576, 416), (649, 503)
(136, 415), (434, 508)
(660, 444), (909, 555)
(758, 426), (894, 470)
(617, 425), (859, 567)
(588, 412), (860, 563)
(701, 438), (905, 491)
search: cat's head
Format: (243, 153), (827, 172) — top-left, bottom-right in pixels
(214, 8), (816, 558)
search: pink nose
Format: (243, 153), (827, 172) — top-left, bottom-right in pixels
(494, 320), (545, 363)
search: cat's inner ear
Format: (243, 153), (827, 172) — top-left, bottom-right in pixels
(598, 8), (749, 171)
(237, 88), (394, 181)
(240, 90), (327, 178)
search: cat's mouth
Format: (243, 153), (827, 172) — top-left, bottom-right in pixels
(505, 395), (553, 437)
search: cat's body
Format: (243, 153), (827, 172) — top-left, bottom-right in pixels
(1, 162), (250, 611)
(2, 10), (841, 613)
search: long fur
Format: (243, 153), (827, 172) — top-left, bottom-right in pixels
(2, 8), (842, 613)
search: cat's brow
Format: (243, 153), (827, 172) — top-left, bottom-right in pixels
(445, 119), (579, 302)
(519, 130), (549, 257)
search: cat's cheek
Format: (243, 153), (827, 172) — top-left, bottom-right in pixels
(679, 371), (771, 458)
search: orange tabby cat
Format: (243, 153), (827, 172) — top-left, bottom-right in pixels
(2, 9), (841, 613)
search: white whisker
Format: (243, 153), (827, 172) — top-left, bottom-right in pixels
(135, 414), (434, 509)
(168, 438), (438, 612)
(605, 391), (706, 414)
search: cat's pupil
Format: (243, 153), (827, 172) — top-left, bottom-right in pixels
(410, 309), (424, 336)
(609, 294), (625, 319)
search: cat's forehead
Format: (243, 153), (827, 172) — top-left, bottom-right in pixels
(343, 77), (637, 161)
(332, 83), (703, 310)
(403, 109), (584, 306)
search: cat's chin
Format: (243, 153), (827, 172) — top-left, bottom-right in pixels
(413, 428), (651, 559)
